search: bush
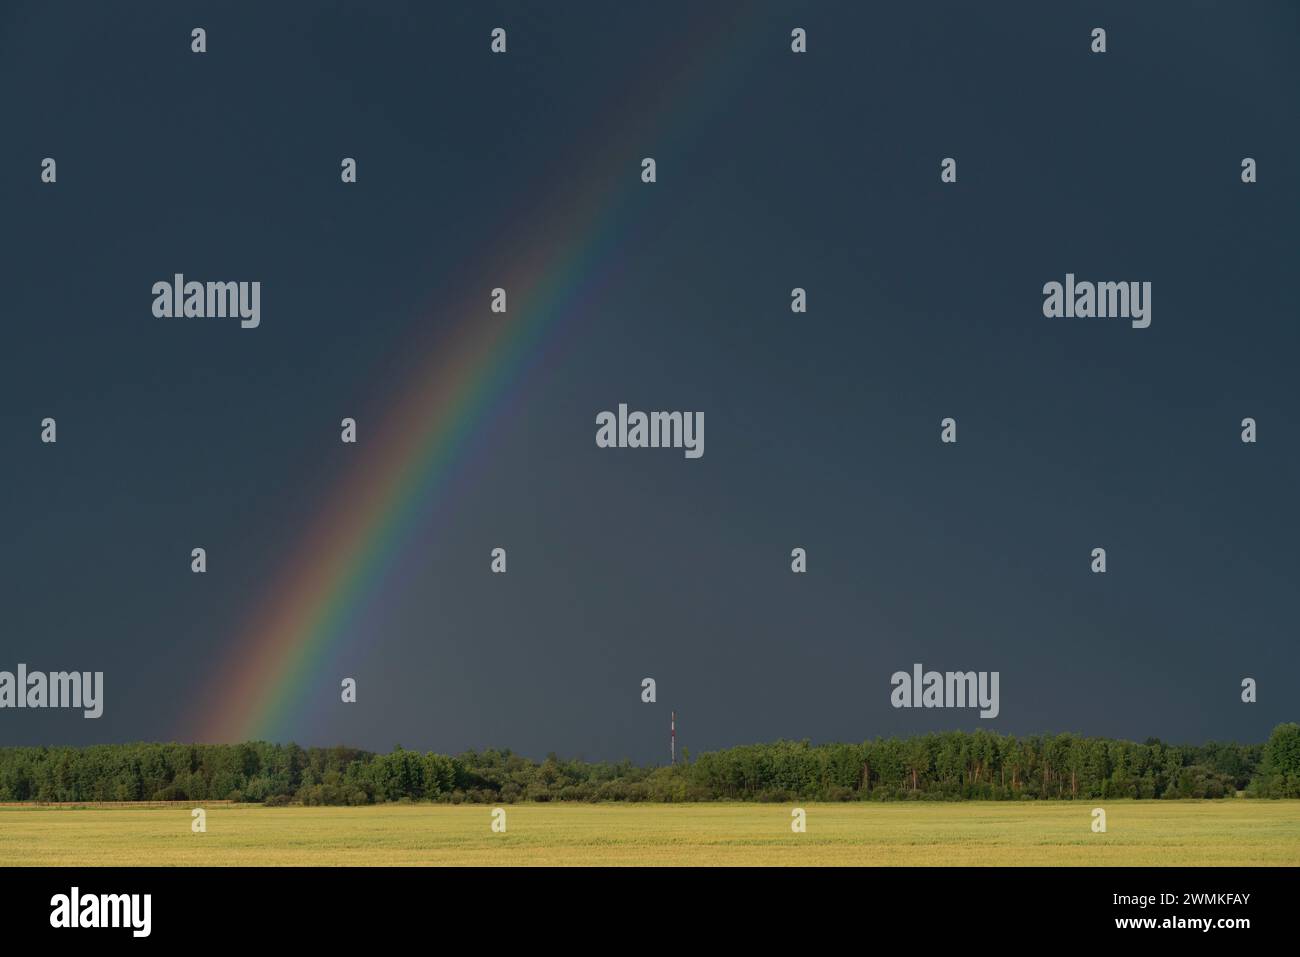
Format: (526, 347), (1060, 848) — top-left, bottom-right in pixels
(0, 730), (1288, 806)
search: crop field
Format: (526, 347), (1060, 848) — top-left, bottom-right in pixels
(2, 800), (1298, 866)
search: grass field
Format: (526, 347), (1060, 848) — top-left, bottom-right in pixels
(2, 800), (1298, 866)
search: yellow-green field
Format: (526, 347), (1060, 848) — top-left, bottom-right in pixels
(2, 801), (1298, 866)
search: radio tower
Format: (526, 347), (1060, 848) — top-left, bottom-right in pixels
(671, 710), (676, 766)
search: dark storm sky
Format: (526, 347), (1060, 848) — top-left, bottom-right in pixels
(1, 1), (1296, 761)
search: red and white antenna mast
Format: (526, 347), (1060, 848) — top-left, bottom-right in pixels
(671, 710), (676, 766)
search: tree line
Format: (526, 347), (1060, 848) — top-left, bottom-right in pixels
(1, 724), (1297, 805)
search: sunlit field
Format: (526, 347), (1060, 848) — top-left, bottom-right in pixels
(3, 800), (1298, 866)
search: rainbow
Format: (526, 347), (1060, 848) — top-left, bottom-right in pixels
(194, 11), (761, 743)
